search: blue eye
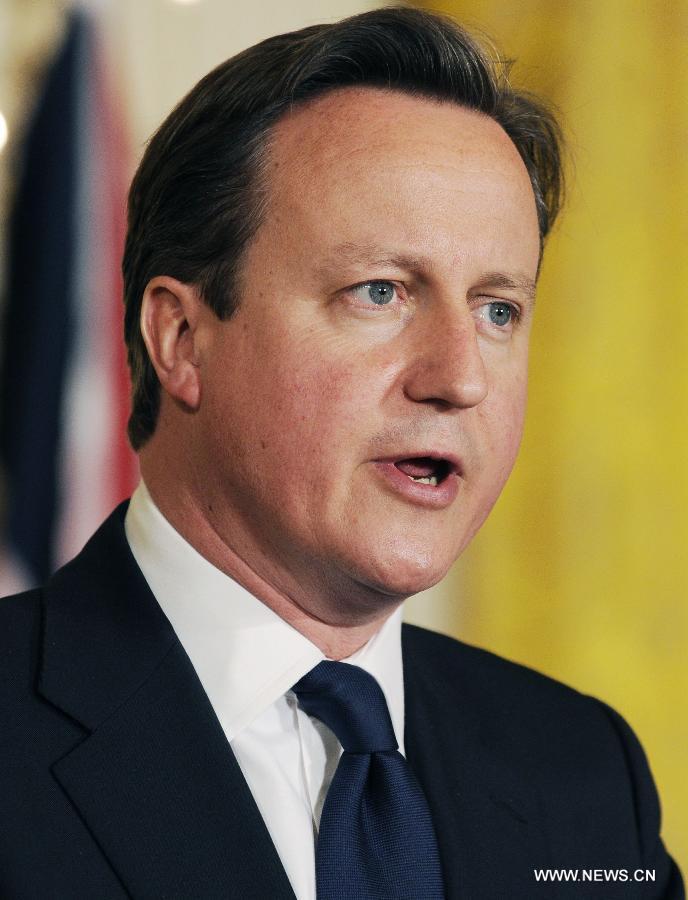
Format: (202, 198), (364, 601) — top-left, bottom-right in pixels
(353, 281), (397, 306)
(487, 302), (514, 326)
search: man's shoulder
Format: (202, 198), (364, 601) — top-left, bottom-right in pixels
(401, 622), (668, 849)
(402, 619), (582, 698)
(0, 501), (138, 691)
(401, 621), (628, 750)
(400, 630), (684, 896)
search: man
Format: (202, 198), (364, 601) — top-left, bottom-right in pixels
(0, 7), (683, 899)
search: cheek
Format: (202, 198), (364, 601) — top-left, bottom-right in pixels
(243, 347), (370, 478)
(482, 375), (528, 478)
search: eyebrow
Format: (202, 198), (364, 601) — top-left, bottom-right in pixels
(320, 242), (538, 300)
(473, 272), (538, 301)
(317, 243), (427, 278)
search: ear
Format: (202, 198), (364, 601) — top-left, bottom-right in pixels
(140, 276), (204, 411)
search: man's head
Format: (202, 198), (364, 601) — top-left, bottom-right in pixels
(123, 7), (563, 622)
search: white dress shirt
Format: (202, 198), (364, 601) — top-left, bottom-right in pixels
(124, 481), (405, 900)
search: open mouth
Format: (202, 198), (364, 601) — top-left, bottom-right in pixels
(374, 454), (460, 508)
(393, 457), (453, 487)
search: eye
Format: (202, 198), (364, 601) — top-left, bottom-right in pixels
(478, 300), (519, 328)
(350, 281), (399, 307)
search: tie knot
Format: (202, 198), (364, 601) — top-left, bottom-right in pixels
(292, 661), (398, 753)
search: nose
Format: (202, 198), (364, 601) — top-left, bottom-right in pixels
(402, 307), (488, 410)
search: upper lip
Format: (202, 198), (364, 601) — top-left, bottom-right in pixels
(375, 451), (463, 478)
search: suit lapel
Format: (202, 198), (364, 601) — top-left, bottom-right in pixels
(39, 505), (295, 899)
(402, 625), (549, 900)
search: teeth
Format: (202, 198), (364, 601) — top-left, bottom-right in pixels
(410, 475), (439, 485)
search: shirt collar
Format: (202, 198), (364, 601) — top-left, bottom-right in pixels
(124, 481), (405, 751)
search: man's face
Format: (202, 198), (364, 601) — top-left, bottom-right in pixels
(192, 88), (541, 617)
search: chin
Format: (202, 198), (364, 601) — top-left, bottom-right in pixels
(356, 542), (454, 599)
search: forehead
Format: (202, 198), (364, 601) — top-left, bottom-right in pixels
(277, 86), (519, 158)
(261, 87), (540, 276)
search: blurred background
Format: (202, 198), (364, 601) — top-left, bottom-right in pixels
(1, 0), (686, 868)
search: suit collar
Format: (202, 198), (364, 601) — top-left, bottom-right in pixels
(39, 503), (295, 899)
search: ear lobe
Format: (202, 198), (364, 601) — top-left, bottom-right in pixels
(140, 276), (203, 411)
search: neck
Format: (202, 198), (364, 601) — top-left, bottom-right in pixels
(139, 463), (400, 660)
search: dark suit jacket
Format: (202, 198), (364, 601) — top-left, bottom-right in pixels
(1, 503), (683, 899)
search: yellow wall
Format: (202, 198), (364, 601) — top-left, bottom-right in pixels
(413, 0), (688, 869)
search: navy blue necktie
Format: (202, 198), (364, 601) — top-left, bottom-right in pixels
(292, 661), (445, 900)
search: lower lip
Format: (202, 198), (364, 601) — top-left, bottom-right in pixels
(372, 461), (460, 509)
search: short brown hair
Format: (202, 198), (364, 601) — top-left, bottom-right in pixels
(123, 6), (564, 450)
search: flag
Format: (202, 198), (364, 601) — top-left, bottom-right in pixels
(0, 8), (137, 592)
